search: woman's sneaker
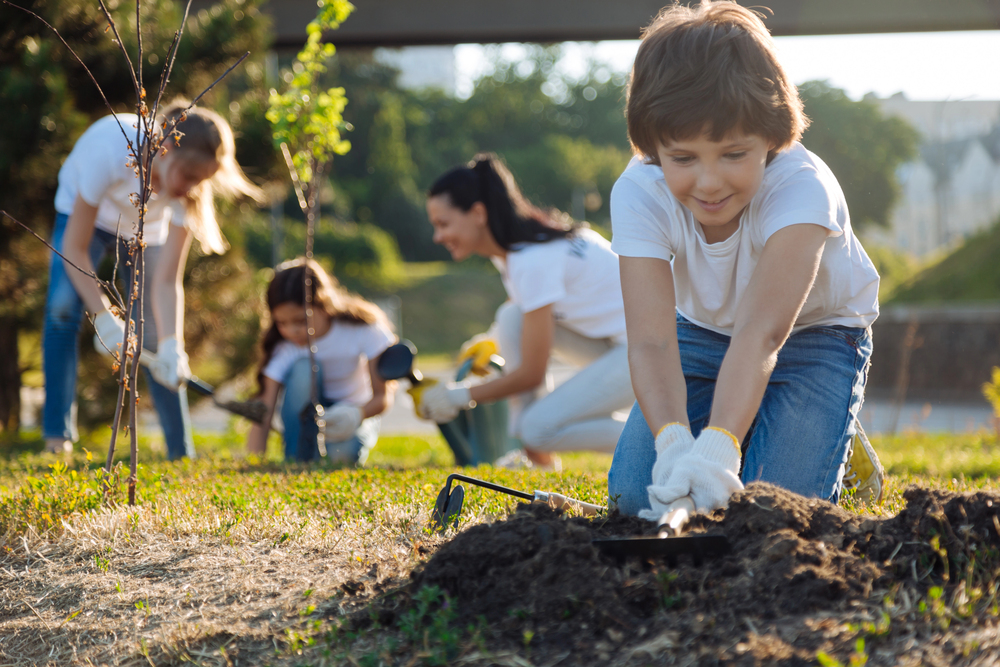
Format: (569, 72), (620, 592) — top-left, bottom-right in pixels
(843, 421), (885, 504)
(494, 449), (562, 472)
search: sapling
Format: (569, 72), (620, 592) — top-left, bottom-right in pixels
(266, 0), (354, 458)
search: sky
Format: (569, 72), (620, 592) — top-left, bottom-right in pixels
(453, 31), (1000, 102)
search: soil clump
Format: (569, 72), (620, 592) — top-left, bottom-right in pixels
(398, 482), (1000, 665)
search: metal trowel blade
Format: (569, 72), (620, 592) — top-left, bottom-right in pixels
(431, 484), (465, 531)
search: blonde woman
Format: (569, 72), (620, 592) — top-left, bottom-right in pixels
(43, 100), (264, 457)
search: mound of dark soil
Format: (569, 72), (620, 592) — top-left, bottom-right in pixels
(401, 483), (1000, 665)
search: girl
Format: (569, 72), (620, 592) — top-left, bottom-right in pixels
(246, 258), (396, 464)
(422, 153), (635, 469)
(43, 99), (264, 457)
(607, 2), (881, 518)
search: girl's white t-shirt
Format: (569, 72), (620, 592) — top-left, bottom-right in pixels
(263, 320), (395, 406)
(491, 227), (628, 344)
(54, 114), (186, 246)
(610, 142), (880, 335)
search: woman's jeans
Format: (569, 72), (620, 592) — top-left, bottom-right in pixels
(608, 314), (872, 515)
(42, 212), (195, 459)
(280, 358), (379, 465)
(493, 302), (635, 453)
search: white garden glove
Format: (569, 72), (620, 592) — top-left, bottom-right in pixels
(417, 381), (475, 423)
(638, 423), (695, 521)
(149, 336), (190, 390)
(647, 426), (744, 514)
(324, 405), (363, 442)
(93, 309), (126, 359)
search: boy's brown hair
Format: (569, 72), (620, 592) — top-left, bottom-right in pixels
(626, 1), (808, 164)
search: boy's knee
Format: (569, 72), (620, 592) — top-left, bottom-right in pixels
(607, 464), (649, 517)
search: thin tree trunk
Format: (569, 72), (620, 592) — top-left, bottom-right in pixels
(0, 316), (21, 432)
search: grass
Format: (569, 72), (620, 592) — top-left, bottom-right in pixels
(2, 428), (1000, 665)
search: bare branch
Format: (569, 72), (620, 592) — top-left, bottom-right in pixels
(94, 0), (139, 93)
(151, 0), (194, 121)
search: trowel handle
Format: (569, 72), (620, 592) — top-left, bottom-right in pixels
(534, 490), (604, 516)
(135, 349), (214, 397)
(657, 496), (696, 538)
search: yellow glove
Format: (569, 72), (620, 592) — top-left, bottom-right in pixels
(408, 378), (438, 417)
(457, 337), (499, 377)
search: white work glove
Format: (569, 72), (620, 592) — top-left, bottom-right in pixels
(149, 336), (190, 390)
(324, 405), (363, 442)
(638, 423), (695, 521)
(647, 426), (744, 514)
(418, 381), (475, 423)
(93, 310), (126, 359)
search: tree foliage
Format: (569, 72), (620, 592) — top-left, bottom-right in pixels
(799, 80), (920, 231)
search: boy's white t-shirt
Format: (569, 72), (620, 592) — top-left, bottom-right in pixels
(263, 320), (395, 406)
(610, 142), (880, 335)
(54, 114), (186, 246)
(491, 227), (628, 344)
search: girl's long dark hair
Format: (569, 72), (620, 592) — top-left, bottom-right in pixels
(428, 152), (576, 249)
(255, 258), (392, 395)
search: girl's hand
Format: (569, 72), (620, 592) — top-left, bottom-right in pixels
(324, 405), (363, 442)
(647, 427), (743, 513)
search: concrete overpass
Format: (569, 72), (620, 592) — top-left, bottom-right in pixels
(258, 0), (1000, 48)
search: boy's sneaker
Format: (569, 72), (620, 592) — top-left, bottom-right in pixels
(44, 438), (73, 455)
(843, 420), (885, 504)
(494, 449), (562, 472)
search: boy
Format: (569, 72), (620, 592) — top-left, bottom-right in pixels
(607, 1), (883, 518)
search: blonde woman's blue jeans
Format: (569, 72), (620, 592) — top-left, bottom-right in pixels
(608, 313), (872, 515)
(42, 212), (195, 459)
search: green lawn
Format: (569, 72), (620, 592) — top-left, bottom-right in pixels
(2, 427), (1000, 542)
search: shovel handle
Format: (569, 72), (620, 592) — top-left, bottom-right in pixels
(135, 349), (214, 396)
(657, 496), (695, 537)
(534, 490), (604, 516)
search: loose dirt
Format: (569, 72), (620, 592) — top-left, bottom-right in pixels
(393, 482), (1000, 665)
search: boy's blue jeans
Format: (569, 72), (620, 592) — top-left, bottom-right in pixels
(608, 313), (872, 515)
(42, 212), (195, 460)
(280, 358), (379, 464)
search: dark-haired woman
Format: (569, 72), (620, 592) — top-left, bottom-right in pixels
(421, 153), (634, 469)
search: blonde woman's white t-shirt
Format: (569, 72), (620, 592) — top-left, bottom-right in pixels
(263, 321), (395, 406)
(491, 227), (628, 344)
(610, 142), (879, 335)
(54, 114), (186, 246)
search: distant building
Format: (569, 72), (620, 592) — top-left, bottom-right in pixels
(373, 46), (456, 95)
(866, 94), (1000, 256)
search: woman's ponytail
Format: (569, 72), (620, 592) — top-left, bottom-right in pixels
(429, 153), (576, 250)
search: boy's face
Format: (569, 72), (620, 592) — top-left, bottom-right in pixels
(657, 132), (772, 243)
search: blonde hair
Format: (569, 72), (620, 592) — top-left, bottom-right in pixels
(158, 98), (266, 254)
(627, 1), (808, 164)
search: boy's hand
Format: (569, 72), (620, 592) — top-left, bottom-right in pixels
(648, 427), (743, 512)
(651, 422), (695, 486)
(324, 405), (363, 442)
(418, 381), (475, 423)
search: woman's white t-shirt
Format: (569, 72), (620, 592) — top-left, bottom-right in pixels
(491, 227), (628, 344)
(610, 142), (879, 335)
(263, 320), (395, 406)
(54, 114), (186, 246)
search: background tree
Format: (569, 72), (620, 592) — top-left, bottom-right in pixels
(0, 0), (272, 432)
(799, 80), (921, 231)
